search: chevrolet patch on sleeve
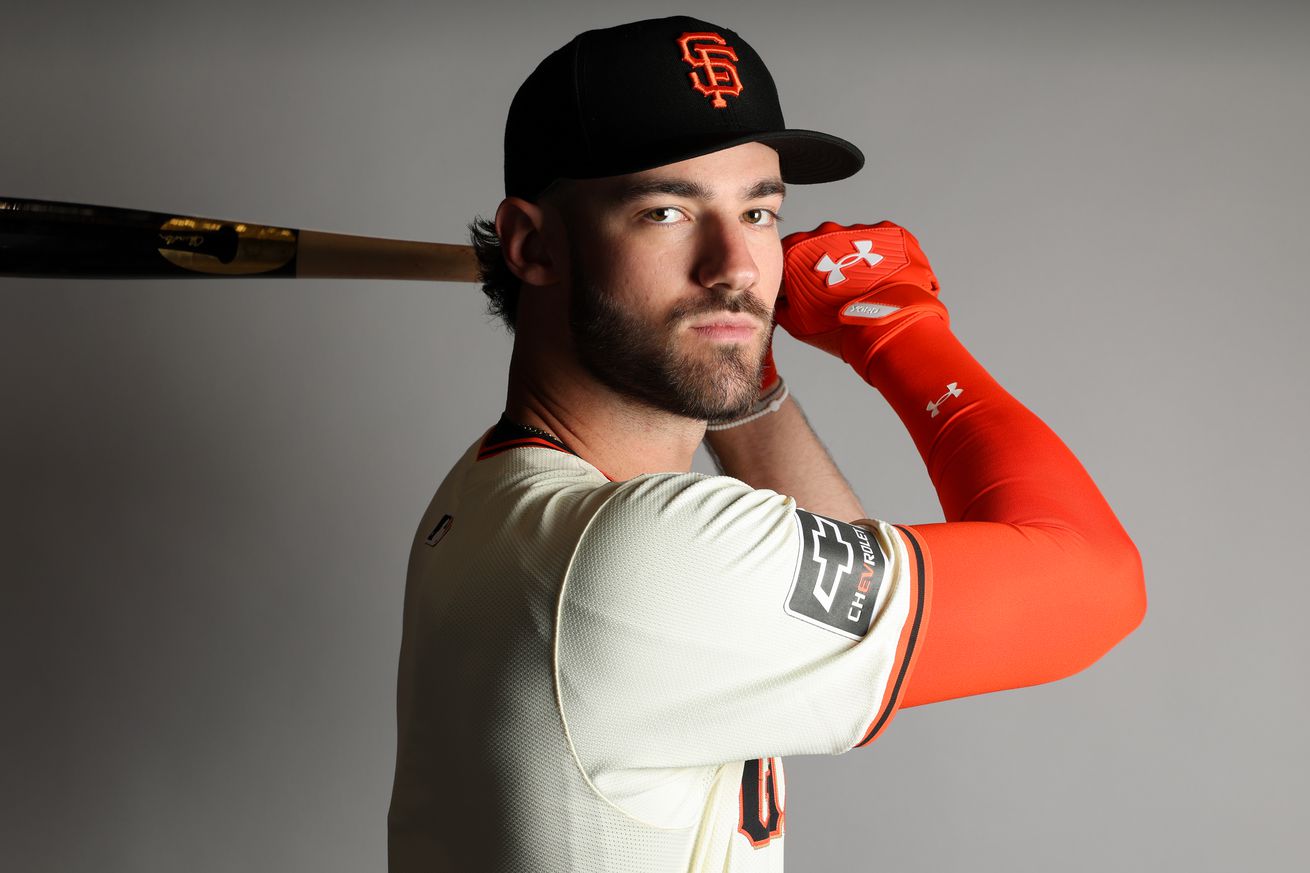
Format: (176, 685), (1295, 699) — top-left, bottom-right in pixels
(784, 510), (888, 640)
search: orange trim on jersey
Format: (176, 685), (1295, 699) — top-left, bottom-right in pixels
(855, 524), (932, 748)
(476, 435), (572, 461)
(475, 415), (617, 481)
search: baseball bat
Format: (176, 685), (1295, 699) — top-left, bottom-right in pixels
(0, 197), (480, 282)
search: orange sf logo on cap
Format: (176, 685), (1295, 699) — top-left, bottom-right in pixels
(677, 32), (743, 109)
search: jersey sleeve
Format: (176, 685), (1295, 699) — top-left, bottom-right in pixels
(554, 472), (929, 780)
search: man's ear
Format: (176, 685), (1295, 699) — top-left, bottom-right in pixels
(495, 197), (565, 287)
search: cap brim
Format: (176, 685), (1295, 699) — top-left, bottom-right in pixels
(755, 129), (865, 185)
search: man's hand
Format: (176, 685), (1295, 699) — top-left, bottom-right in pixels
(774, 221), (948, 380)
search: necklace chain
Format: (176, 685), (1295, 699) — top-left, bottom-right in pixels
(509, 417), (560, 442)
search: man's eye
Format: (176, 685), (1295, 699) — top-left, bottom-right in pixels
(644, 207), (684, 224)
(744, 208), (781, 227)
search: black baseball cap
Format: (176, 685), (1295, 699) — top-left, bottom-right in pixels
(504, 15), (864, 201)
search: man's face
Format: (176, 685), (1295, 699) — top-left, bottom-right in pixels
(555, 142), (785, 422)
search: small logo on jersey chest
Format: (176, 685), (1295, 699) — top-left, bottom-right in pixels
(784, 510), (886, 639)
(424, 514), (453, 547)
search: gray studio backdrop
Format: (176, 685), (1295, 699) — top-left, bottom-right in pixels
(3, 1), (1307, 871)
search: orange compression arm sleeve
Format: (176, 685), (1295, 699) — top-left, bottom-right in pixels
(856, 317), (1147, 707)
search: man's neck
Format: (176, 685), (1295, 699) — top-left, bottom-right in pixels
(503, 342), (705, 481)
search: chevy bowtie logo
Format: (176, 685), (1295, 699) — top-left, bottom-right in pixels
(814, 239), (883, 285)
(807, 515), (854, 611)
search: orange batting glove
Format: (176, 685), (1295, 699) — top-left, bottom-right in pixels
(774, 221), (947, 383)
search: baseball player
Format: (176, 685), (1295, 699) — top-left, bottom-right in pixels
(388, 16), (1146, 873)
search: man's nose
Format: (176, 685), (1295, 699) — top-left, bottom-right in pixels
(696, 216), (759, 293)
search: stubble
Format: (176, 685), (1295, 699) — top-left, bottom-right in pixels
(568, 258), (773, 422)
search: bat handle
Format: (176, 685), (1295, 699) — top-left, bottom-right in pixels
(296, 230), (481, 283)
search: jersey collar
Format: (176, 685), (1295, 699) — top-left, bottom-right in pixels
(477, 413), (578, 461)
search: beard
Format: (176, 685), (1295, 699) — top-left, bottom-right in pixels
(567, 257), (774, 422)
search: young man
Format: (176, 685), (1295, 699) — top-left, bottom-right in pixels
(388, 16), (1145, 873)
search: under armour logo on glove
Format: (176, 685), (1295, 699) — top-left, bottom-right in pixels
(814, 240), (884, 285)
(776, 221), (944, 344)
(926, 382), (963, 417)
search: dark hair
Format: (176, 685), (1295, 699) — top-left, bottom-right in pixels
(468, 216), (521, 333)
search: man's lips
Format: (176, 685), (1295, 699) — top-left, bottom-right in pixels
(686, 314), (762, 341)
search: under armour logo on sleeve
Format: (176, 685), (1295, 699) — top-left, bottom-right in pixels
(926, 382), (963, 418)
(814, 239), (884, 285)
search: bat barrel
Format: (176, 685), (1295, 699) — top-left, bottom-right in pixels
(0, 197), (480, 282)
(0, 198), (299, 279)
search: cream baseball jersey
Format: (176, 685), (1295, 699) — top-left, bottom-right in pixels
(388, 417), (928, 872)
